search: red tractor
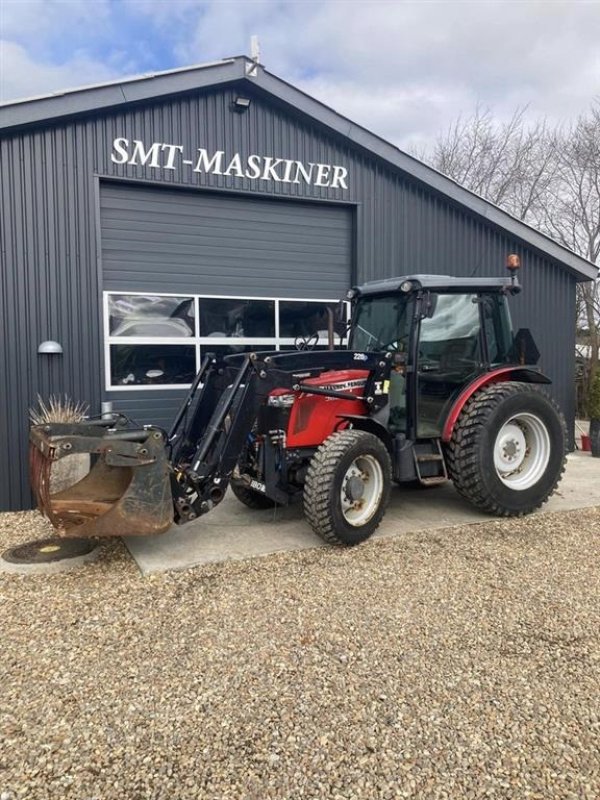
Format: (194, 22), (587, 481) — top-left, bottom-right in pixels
(30, 259), (566, 546)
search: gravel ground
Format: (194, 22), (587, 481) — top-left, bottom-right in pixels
(0, 507), (599, 800)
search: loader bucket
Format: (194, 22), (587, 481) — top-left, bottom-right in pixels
(29, 422), (174, 538)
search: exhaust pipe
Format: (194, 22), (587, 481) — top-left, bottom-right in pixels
(326, 307), (335, 350)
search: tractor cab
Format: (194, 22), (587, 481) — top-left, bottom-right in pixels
(347, 274), (520, 439)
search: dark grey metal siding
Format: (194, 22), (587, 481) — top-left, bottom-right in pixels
(100, 182), (352, 297)
(104, 393), (186, 435)
(0, 83), (579, 510)
(0, 125), (101, 511)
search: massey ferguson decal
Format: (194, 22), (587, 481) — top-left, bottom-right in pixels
(111, 138), (349, 189)
(318, 379), (367, 392)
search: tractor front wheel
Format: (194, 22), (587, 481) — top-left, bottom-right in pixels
(446, 382), (566, 516)
(304, 430), (392, 546)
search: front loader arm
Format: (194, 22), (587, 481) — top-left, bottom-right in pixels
(169, 355), (272, 523)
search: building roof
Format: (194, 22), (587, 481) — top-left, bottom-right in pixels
(0, 56), (597, 282)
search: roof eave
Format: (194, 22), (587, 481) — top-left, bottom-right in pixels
(0, 57), (247, 131)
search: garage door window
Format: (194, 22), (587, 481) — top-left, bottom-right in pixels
(199, 298), (275, 338)
(108, 294), (195, 338)
(104, 292), (341, 389)
(109, 344), (197, 386)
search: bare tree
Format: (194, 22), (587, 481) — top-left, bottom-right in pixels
(541, 108), (600, 386)
(432, 105), (558, 223)
(429, 102), (600, 407)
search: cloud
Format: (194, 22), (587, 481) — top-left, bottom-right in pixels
(169, 0), (600, 147)
(0, 40), (121, 102)
(1, 0), (113, 56)
(1, 0), (598, 150)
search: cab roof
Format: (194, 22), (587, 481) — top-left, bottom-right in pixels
(354, 274), (520, 296)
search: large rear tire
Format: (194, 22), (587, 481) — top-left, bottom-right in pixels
(446, 382), (566, 516)
(230, 480), (277, 510)
(304, 430), (392, 546)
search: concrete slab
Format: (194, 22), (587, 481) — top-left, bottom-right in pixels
(124, 451), (600, 575)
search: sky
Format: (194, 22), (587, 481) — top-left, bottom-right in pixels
(1, 0), (599, 151)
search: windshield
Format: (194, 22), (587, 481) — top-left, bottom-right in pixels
(349, 295), (411, 352)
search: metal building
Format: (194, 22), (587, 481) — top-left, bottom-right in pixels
(0, 56), (597, 511)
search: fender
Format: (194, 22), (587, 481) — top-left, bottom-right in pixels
(337, 414), (394, 452)
(441, 367), (552, 443)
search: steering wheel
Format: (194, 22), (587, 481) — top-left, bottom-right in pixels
(295, 332), (319, 351)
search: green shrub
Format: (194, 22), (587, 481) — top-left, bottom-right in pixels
(588, 371), (600, 420)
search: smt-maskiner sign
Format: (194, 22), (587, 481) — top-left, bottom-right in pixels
(110, 137), (349, 189)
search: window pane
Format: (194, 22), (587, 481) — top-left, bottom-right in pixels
(420, 294), (480, 347)
(279, 301), (338, 339)
(199, 298), (275, 338)
(110, 344), (196, 385)
(482, 295), (513, 364)
(349, 296), (410, 352)
(108, 295), (194, 337)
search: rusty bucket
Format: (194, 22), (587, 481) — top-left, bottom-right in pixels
(29, 421), (174, 538)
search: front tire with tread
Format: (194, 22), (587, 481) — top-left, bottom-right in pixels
(304, 430), (392, 546)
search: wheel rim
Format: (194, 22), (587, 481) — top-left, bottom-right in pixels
(340, 454), (384, 526)
(493, 412), (551, 491)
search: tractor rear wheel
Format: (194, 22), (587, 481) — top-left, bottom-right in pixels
(304, 430), (392, 546)
(446, 382), (566, 516)
(230, 480), (277, 510)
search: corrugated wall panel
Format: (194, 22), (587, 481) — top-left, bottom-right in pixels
(0, 125), (102, 510)
(100, 183), (352, 297)
(103, 391), (186, 433)
(0, 82), (580, 509)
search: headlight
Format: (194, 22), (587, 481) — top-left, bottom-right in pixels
(400, 280), (413, 293)
(267, 393), (296, 408)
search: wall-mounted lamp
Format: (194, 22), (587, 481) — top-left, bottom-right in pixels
(38, 340), (63, 354)
(231, 96), (251, 113)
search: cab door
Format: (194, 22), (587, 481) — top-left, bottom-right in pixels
(416, 293), (483, 438)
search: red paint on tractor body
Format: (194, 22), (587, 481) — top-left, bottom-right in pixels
(441, 366), (532, 443)
(284, 369), (369, 448)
